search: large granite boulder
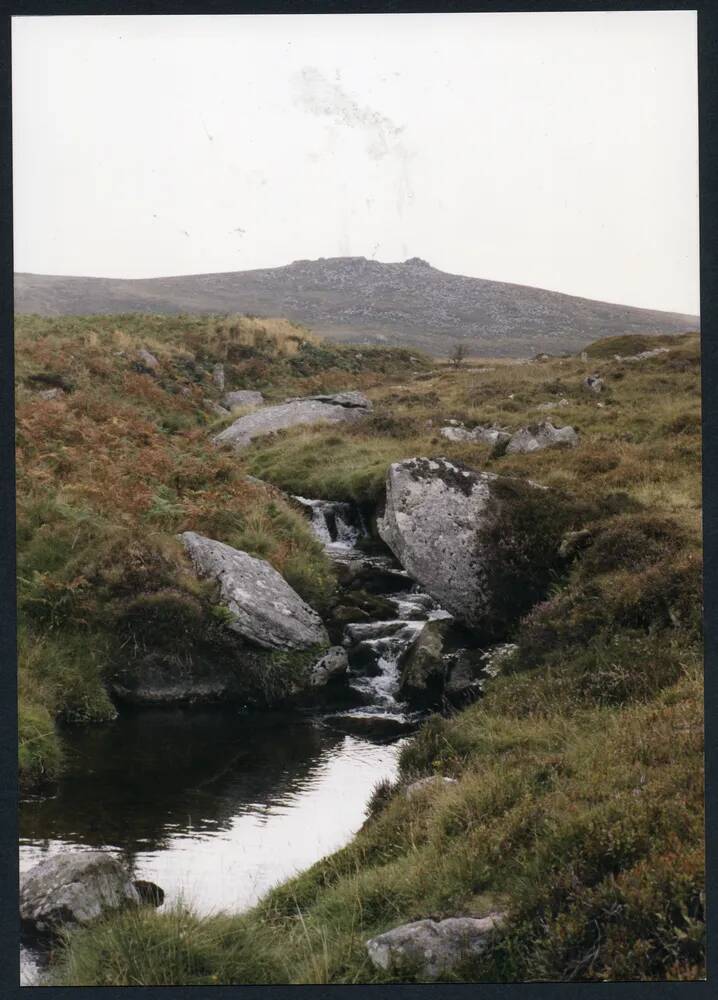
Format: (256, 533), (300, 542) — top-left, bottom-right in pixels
(378, 458), (565, 631)
(213, 392), (371, 451)
(20, 852), (150, 935)
(366, 913), (505, 979)
(180, 532), (328, 650)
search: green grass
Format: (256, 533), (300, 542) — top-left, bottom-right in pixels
(16, 321), (704, 982)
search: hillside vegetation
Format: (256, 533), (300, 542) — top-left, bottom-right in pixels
(15, 315), (703, 983)
(14, 256), (699, 357)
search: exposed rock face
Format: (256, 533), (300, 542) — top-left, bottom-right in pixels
(504, 421), (578, 455)
(212, 395), (370, 451)
(378, 458), (557, 630)
(309, 646), (349, 686)
(20, 852), (144, 935)
(366, 913), (505, 979)
(583, 374), (604, 393)
(223, 389), (264, 409)
(179, 532), (328, 650)
(287, 390), (372, 409)
(614, 347), (670, 362)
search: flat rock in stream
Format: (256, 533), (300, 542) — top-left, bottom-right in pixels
(377, 457), (559, 630)
(180, 531), (328, 650)
(212, 393), (370, 450)
(366, 913), (505, 979)
(20, 852), (143, 935)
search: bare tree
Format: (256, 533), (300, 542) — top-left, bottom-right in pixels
(450, 342), (468, 368)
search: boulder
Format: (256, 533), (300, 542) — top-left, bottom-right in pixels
(309, 646), (348, 686)
(583, 374), (603, 393)
(444, 650), (484, 698)
(179, 531), (328, 650)
(366, 913), (505, 979)
(137, 348), (159, 371)
(223, 389), (264, 409)
(213, 395), (369, 451)
(403, 775), (457, 800)
(206, 400), (231, 417)
(292, 390), (372, 409)
(504, 421), (578, 455)
(399, 619), (448, 696)
(20, 852), (145, 935)
(440, 424), (511, 451)
(377, 458), (558, 630)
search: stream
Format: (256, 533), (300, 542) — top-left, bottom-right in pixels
(20, 496), (456, 985)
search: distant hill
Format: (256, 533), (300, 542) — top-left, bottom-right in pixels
(14, 257), (699, 357)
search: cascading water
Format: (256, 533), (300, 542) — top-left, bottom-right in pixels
(296, 496), (451, 733)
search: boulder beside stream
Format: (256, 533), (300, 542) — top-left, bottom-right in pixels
(20, 852), (160, 935)
(179, 531), (329, 650)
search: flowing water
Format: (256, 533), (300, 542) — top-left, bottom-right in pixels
(19, 495), (449, 985)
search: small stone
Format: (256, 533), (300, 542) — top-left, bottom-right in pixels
(403, 775), (457, 800)
(137, 348), (159, 370)
(583, 374), (603, 393)
(366, 913), (505, 979)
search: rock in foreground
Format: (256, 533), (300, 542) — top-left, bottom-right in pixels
(212, 393), (371, 450)
(20, 852), (145, 935)
(180, 531), (328, 650)
(366, 913), (505, 979)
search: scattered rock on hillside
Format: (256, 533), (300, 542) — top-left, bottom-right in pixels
(20, 852), (146, 935)
(366, 913), (505, 979)
(137, 348), (159, 371)
(615, 347), (670, 362)
(223, 389), (264, 409)
(206, 400), (231, 417)
(36, 387), (65, 401)
(212, 395), (370, 451)
(440, 424), (511, 451)
(179, 531), (329, 650)
(309, 646), (349, 686)
(403, 775), (457, 800)
(536, 398), (569, 411)
(583, 374), (603, 393)
(504, 421), (578, 455)
(377, 458), (554, 630)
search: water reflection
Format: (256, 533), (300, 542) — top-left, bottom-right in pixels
(20, 705), (403, 916)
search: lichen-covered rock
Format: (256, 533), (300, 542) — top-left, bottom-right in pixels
(286, 390), (372, 409)
(20, 852), (143, 935)
(583, 374), (604, 393)
(399, 619), (448, 696)
(439, 424), (511, 450)
(309, 646), (348, 686)
(179, 531), (328, 650)
(223, 389), (264, 409)
(378, 458), (568, 631)
(504, 421), (578, 455)
(366, 913), (505, 979)
(213, 395), (369, 450)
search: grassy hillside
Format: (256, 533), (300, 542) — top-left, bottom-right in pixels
(16, 316), (703, 983)
(15, 313), (429, 790)
(14, 257), (700, 357)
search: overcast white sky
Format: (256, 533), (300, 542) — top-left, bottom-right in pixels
(12, 11), (699, 314)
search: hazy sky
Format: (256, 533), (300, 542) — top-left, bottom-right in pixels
(12, 11), (699, 314)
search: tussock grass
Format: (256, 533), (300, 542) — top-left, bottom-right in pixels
(18, 321), (704, 982)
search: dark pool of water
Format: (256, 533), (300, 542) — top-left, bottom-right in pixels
(20, 705), (404, 984)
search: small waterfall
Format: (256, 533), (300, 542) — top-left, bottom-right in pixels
(294, 497), (365, 552)
(343, 620), (426, 711)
